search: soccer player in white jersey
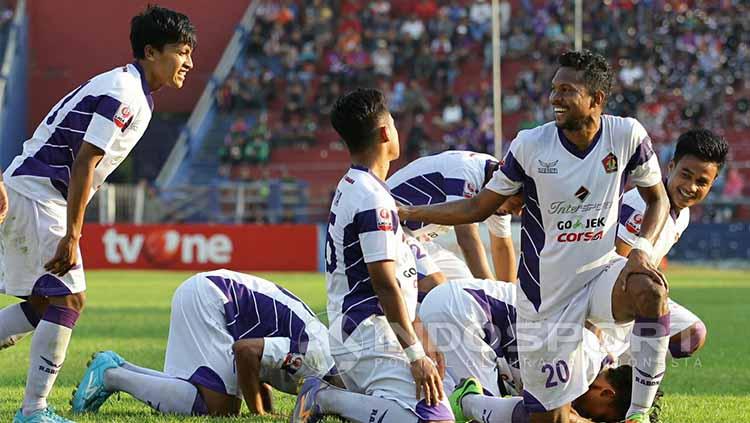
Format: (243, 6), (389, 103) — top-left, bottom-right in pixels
(612, 129), (728, 359)
(387, 151), (516, 281)
(69, 269), (338, 418)
(0, 6), (195, 422)
(290, 88), (453, 423)
(400, 51), (672, 423)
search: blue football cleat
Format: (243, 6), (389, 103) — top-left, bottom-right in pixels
(13, 406), (75, 422)
(70, 352), (119, 413)
(289, 377), (329, 423)
(96, 350), (126, 367)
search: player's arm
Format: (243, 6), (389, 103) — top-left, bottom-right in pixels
(635, 183), (669, 248)
(615, 237), (632, 257)
(455, 223), (495, 279)
(490, 234), (517, 282)
(44, 142), (105, 276)
(232, 338), (268, 415)
(368, 260), (444, 405)
(399, 188), (508, 226)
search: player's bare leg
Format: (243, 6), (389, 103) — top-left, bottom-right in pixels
(0, 297), (47, 349)
(529, 403), (570, 423)
(195, 385), (242, 416)
(669, 321), (707, 358)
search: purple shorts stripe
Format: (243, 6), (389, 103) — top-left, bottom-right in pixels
(19, 301), (40, 327)
(415, 399), (454, 422)
(633, 313), (671, 338)
(190, 391), (209, 416)
(32, 274), (74, 297)
(187, 366), (229, 395)
(522, 390), (547, 413)
(512, 401), (530, 422)
(42, 305), (80, 329)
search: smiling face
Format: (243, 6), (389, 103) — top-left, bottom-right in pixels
(666, 154), (720, 211)
(549, 67), (601, 131)
(145, 42), (194, 90)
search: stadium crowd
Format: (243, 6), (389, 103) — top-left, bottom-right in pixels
(213, 0), (750, 219)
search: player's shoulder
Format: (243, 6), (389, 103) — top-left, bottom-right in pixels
(602, 114), (646, 137)
(511, 121), (558, 150)
(89, 64), (146, 101)
(340, 167), (394, 209)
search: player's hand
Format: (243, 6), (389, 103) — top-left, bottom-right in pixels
(0, 182), (8, 223)
(618, 249), (668, 292)
(44, 234), (80, 276)
(497, 193), (523, 216)
(410, 356), (444, 407)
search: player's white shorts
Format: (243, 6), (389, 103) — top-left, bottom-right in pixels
(418, 280), (520, 397)
(0, 187), (85, 297)
(423, 241), (473, 281)
(164, 275), (333, 396)
(331, 315), (454, 422)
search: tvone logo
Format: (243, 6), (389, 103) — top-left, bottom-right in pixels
(102, 228), (232, 265)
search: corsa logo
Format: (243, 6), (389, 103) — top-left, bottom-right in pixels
(557, 230), (604, 243)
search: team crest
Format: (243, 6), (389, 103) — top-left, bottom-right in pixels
(625, 212), (643, 234)
(376, 208), (393, 231)
(602, 153), (618, 174)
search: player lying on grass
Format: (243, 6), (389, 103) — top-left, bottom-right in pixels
(290, 88), (453, 423)
(419, 278), (662, 423)
(71, 269), (340, 418)
(0, 6), (195, 423)
(387, 150), (516, 282)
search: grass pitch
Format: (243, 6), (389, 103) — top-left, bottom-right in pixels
(0, 267), (748, 422)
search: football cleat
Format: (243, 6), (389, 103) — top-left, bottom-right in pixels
(625, 410), (651, 423)
(449, 377), (483, 423)
(95, 350), (126, 367)
(289, 377), (328, 423)
(70, 352), (119, 413)
(13, 406), (75, 423)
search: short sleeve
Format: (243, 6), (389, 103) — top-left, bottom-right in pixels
(486, 214), (512, 238)
(485, 146), (525, 196)
(83, 85), (135, 152)
(405, 236), (441, 279)
(617, 202), (643, 246)
(355, 201), (402, 263)
(626, 121), (662, 187)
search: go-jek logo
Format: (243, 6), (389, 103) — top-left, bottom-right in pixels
(102, 228), (232, 265)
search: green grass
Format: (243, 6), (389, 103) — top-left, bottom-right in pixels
(0, 267), (748, 422)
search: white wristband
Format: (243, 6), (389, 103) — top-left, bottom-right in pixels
(404, 342), (426, 363)
(631, 236), (655, 261)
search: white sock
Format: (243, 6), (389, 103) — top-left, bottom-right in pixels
(121, 361), (173, 378)
(103, 367), (206, 415)
(22, 305), (78, 416)
(628, 314), (670, 416)
(317, 387), (419, 423)
(462, 395), (527, 423)
(0, 303), (37, 349)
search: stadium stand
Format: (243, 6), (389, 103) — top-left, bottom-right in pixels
(205, 0), (750, 223)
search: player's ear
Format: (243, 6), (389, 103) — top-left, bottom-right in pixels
(379, 125), (390, 144)
(601, 387), (616, 400)
(591, 90), (605, 110)
(143, 44), (157, 61)
(667, 160), (675, 173)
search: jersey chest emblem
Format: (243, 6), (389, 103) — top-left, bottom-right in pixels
(602, 153), (618, 174)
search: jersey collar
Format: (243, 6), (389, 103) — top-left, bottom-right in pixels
(350, 164), (391, 192)
(131, 62), (154, 111)
(556, 118), (603, 160)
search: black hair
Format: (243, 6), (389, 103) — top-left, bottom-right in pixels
(672, 128), (729, 171)
(558, 50), (613, 98)
(605, 365), (664, 423)
(330, 88), (389, 154)
(130, 5), (197, 59)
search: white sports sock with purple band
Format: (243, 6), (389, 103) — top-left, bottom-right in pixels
(0, 302), (38, 349)
(104, 366), (207, 415)
(628, 313), (670, 416)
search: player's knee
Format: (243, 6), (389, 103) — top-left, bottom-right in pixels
(669, 320), (707, 358)
(629, 275), (668, 315)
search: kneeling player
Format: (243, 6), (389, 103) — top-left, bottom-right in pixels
(71, 269), (338, 417)
(614, 128), (728, 359)
(419, 279), (662, 423)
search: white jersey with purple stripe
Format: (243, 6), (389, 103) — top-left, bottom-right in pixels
(325, 165), (417, 354)
(4, 63), (153, 206)
(387, 150), (511, 240)
(618, 185), (689, 263)
(485, 116), (662, 319)
(197, 269), (321, 353)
